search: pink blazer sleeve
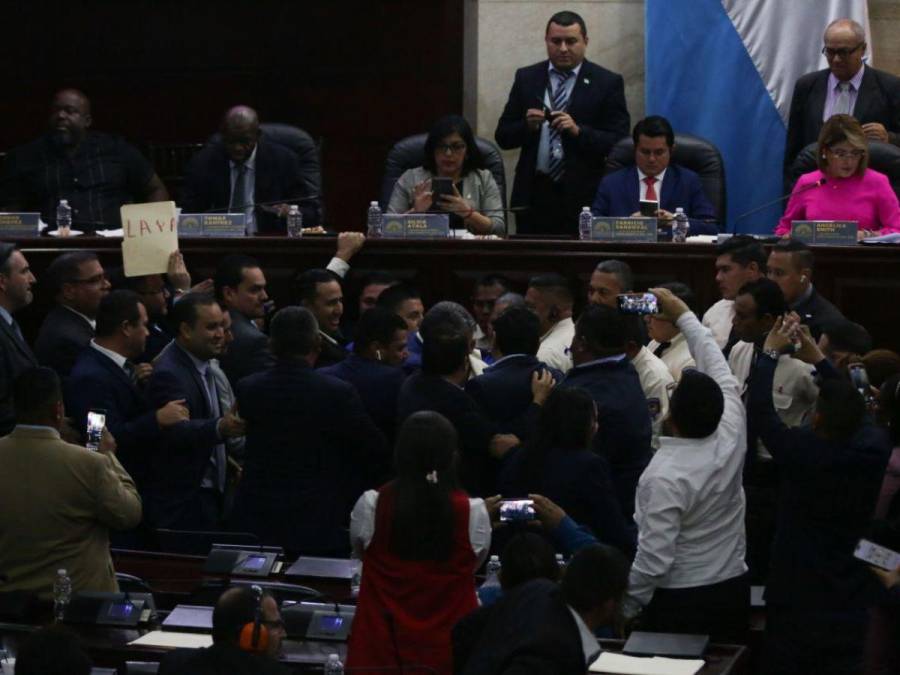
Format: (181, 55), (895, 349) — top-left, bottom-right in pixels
(872, 172), (900, 234)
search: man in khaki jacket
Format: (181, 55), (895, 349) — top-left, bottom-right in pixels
(0, 367), (141, 596)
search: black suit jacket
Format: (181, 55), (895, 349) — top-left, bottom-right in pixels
(181, 136), (319, 233)
(455, 579), (587, 675)
(144, 343), (221, 529)
(793, 286), (845, 341)
(785, 66), (900, 175)
(34, 304), (94, 378)
(219, 310), (274, 387)
(495, 59), (630, 217)
(0, 316), (38, 435)
(159, 644), (289, 675)
(231, 361), (388, 556)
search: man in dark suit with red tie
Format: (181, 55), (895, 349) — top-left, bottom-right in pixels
(0, 243), (38, 435)
(495, 10), (630, 236)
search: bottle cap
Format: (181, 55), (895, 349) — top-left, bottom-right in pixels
(328, 654), (339, 661)
(57, 568), (66, 575)
(370, 201), (378, 206)
(59, 200), (68, 206)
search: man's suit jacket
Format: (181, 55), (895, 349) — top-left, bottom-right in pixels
(592, 164), (719, 234)
(465, 354), (562, 442)
(144, 343), (221, 529)
(231, 361), (389, 556)
(560, 358), (653, 522)
(181, 136), (319, 233)
(794, 286), (845, 341)
(0, 316), (38, 435)
(785, 66), (900, 174)
(66, 346), (161, 489)
(0, 426), (141, 596)
(219, 310), (274, 387)
(159, 644), (289, 675)
(495, 59), (630, 218)
(454, 579), (587, 675)
(34, 304), (94, 377)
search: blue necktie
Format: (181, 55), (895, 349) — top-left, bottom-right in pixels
(547, 69), (573, 182)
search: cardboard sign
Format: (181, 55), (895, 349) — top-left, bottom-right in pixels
(590, 217), (658, 242)
(178, 213), (247, 238)
(382, 214), (450, 239)
(121, 201), (179, 277)
(790, 220), (858, 246)
(0, 213), (41, 237)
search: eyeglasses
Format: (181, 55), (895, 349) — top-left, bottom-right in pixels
(827, 148), (865, 159)
(65, 273), (107, 285)
(822, 43), (864, 59)
(436, 142), (467, 155)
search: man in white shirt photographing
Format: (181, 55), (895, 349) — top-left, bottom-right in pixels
(623, 287), (750, 644)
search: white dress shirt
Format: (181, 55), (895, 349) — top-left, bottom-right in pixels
(648, 331), (695, 382)
(701, 298), (735, 350)
(349, 489), (491, 568)
(537, 317), (574, 373)
(625, 313), (748, 618)
(631, 345), (674, 450)
(567, 606), (601, 665)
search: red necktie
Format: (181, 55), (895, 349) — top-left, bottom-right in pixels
(644, 176), (658, 201)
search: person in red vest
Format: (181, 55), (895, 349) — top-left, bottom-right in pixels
(347, 411), (493, 675)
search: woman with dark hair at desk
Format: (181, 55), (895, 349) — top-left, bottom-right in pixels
(346, 411), (491, 675)
(776, 114), (900, 239)
(387, 114), (505, 235)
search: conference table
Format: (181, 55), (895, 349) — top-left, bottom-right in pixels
(11, 235), (900, 353)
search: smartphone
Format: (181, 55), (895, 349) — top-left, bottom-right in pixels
(616, 293), (659, 315)
(848, 363), (876, 408)
(86, 409), (107, 452)
(499, 499), (536, 522)
(854, 538), (900, 571)
(431, 177), (454, 200)
(639, 200), (659, 217)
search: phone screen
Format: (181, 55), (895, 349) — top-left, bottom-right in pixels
(431, 177), (454, 200)
(639, 200), (659, 217)
(854, 539), (900, 570)
(86, 410), (106, 451)
(239, 555), (268, 572)
(499, 499), (536, 522)
(616, 293), (659, 315)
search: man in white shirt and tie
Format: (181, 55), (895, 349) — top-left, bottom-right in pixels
(525, 273), (575, 373)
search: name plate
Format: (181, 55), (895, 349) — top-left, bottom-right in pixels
(0, 212), (41, 237)
(178, 213), (247, 238)
(590, 217), (658, 242)
(790, 220), (858, 246)
(382, 214), (450, 239)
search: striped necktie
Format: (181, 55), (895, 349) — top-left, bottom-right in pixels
(547, 69), (573, 182)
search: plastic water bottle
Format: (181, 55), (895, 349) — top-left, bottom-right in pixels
(53, 568), (72, 622)
(324, 653), (344, 675)
(578, 206), (593, 241)
(350, 558), (362, 598)
(673, 207), (690, 243)
(56, 199), (72, 236)
(367, 201), (383, 238)
(286, 205), (303, 238)
(483, 554), (501, 589)
(555, 553), (566, 569)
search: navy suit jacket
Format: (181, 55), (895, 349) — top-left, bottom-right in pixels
(749, 356), (890, 608)
(219, 310), (274, 387)
(143, 343), (221, 529)
(793, 287), (845, 341)
(785, 66), (900, 175)
(559, 358), (652, 521)
(0, 316), (38, 435)
(319, 353), (406, 443)
(34, 304), (94, 378)
(231, 361), (388, 556)
(465, 354), (562, 442)
(591, 164), (719, 234)
(66, 346), (160, 487)
(181, 136), (319, 233)
(495, 59), (630, 217)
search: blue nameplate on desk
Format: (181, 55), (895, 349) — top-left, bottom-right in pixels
(790, 220), (857, 246)
(590, 217), (658, 242)
(382, 214), (449, 239)
(0, 212), (41, 237)
(178, 213), (246, 238)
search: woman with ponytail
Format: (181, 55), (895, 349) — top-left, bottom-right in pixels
(346, 411), (491, 675)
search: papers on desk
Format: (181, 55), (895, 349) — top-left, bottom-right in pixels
(47, 229), (84, 237)
(686, 234), (717, 244)
(96, 228), (124, 237)
(861, 232), (900, 244)
(589, 652), (704, 675)
(128, 630), (213, 649)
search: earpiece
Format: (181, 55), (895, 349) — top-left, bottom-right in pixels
(800, 275), (808, 283)
(239, 585), (270, 653)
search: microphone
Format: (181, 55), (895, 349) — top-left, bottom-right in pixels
(731, 178), (827, 233)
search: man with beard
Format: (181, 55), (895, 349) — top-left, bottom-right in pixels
(0, 89), (168, 230)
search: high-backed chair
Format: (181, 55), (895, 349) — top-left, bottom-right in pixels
(788, 140), (900, 201)
(604, 133), (727, 225)
(208, 122), (324, 225)
(379, 134), (507, 209)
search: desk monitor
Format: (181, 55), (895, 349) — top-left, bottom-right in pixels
(284, 557), (354, 580)
(162, 604), (214, 631)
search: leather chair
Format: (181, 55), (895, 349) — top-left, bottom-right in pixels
(604, 133), (727, 225)
(208, 122), (324, 225)
(788, 140), (900, 201)
(379, 134), (507, 209)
